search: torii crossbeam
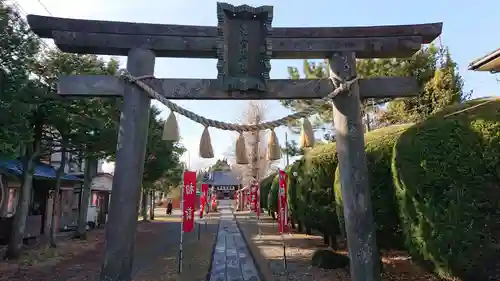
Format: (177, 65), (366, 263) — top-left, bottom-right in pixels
(27, 3), (441, 281)
(58, 75), (418, 99)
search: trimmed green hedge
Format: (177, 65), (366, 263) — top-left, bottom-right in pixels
(267, 174), (279, 218)
(303, 142), (338, 194)
(292, 158), (312, 233)
(292, 142), (340, 243)
(286, 165), (299, 228)
(392, 98), (500, 280)
(333, 167), (345, 238)
(260, 172), (276, 212)
(334, 124), (411, 249)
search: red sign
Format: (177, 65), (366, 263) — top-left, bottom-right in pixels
(278, 170), (288, 233)
(182, 171), (196, 232)
(250, 179), (259, 212)
(199, 184), (209, 218)
(199, 195), (206, 218)
(256, 184), (261, 218)
(210, 188), (217, 210)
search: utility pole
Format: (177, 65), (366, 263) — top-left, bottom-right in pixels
(251, 114), (260, 181)
(285, 131), (290, 167)
(365, 111), (372, 132)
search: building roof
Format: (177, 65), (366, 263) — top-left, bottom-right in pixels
(0, 159), (82, 182)
(204, 171), (240, 186)
(469, 48), (500, 73)
(70, 172), (113, 179)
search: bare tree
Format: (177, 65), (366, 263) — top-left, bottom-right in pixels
(229, 101), (277, 186)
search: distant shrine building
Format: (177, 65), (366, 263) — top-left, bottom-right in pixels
(203, 171), (241, 199)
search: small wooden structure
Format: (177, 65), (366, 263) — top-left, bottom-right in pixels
(90, 173), (112, 226)
(469, 48), (500, 73)
(0, 173), (43, 243)
(71, 172), (113, 227)
(27, 3), (441, 280)
(0, 160), (82, 243)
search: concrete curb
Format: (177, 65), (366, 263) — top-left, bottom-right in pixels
(205, 218), (221, 281)
(235, 216), (269, 281)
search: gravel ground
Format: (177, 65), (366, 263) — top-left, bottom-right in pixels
(0, 213), (219, 281)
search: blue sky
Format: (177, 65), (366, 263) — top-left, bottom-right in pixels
(17, 0), (500, 171)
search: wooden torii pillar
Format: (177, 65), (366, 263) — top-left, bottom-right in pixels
(27, 3), (441, 281)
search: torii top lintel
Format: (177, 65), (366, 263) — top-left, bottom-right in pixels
(27, 2), (441, 95)
(26, 4), (442, 61)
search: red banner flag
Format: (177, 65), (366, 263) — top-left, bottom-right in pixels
(199, 195), (206, 218)
(278, 170), (288, 233)
(256, 184), (261, 218)
(199, 184), (209, 218)
(182, 171), (196, 232)
(210, 188), (217, 210)
(250, 179), (259, 212)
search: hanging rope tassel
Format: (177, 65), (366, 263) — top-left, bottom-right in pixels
(235, 132), (249, 165)
(300, 118), (315, 148)
(267, 129), (281, 161)
(199, 126), (214, 158)
(162, 111), (180, 141)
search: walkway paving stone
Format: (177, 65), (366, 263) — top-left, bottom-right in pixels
(210, 202), (261, 281)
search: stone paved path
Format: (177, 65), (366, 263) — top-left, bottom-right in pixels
(210, 201), (261, 281)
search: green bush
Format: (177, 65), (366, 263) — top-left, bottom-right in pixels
(267, 174), (279, 218)
(292, 142), (340, 241)
(334, 124), (411, 248)
(260, 172), (276, 211)
(286, 165), (299, 228)
(292, 158), (311, 232)
(333, 168), (345, 238)
(303, 142), (338, 194)
(392, 97), (500, 280)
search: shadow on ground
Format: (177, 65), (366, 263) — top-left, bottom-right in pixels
(0, 217), (219, 281)
(236, 212), (444, 281)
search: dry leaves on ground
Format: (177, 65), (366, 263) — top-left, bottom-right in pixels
(0, 220), (211, 281)
(236, 212), (444, 281)
(0, 229), (105, 281)
(133, 220), (218, 281)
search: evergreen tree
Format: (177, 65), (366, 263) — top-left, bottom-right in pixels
(281, 45), (469, 128)
(382, 46), (468, 123)
(0, 4), (40, 158)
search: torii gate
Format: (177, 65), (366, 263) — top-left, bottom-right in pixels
(28, 3), (441, 281)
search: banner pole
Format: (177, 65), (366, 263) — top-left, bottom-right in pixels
(204, 203), (208, 230)
(282, 231), (289, 280)
(282, 232), (287, 269)
(278, 170), (289, 278)
(197, 218), (201, 240)
(178, 181), (184, 274)
(257, 185), (262, 240)
(258, 208), (262, 239)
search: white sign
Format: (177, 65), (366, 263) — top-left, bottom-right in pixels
(216, 186), (235, 191)
(185, 183), (195, 195)
(184, 207), (193, 220)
